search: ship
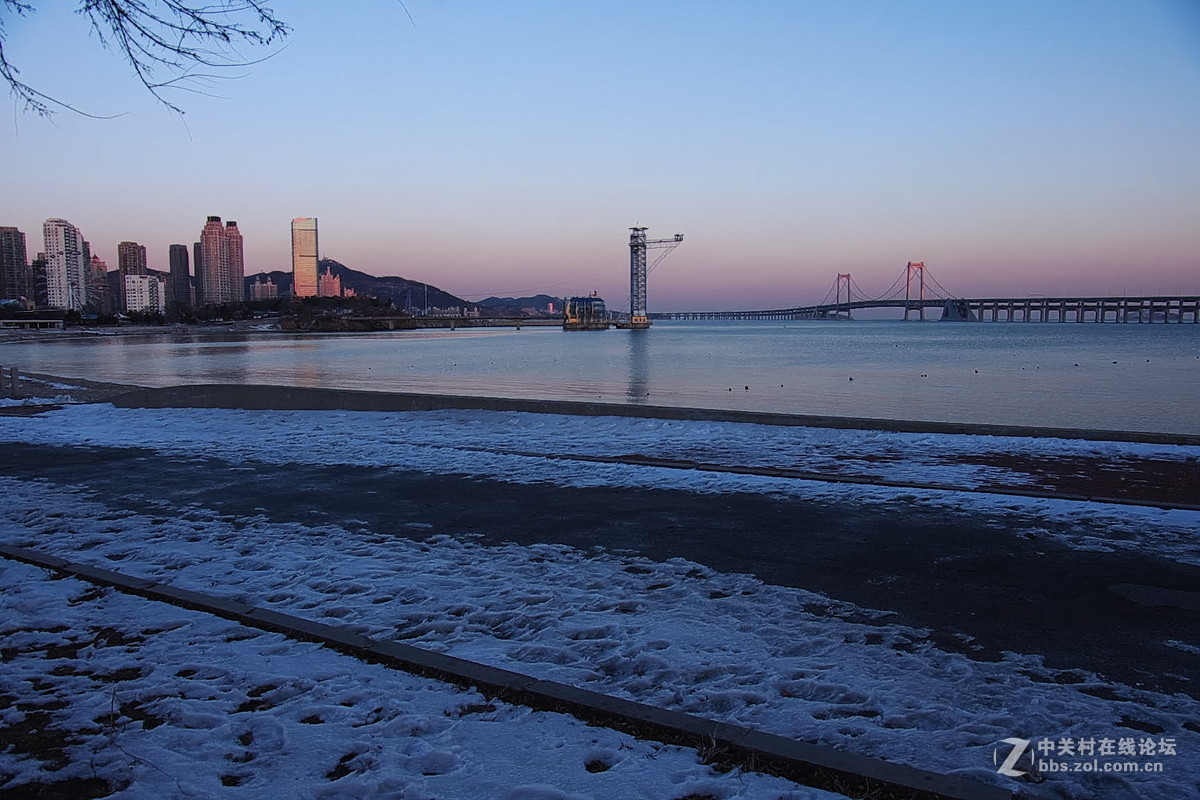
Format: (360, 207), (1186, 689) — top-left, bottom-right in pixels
(563, 292), (611, 331)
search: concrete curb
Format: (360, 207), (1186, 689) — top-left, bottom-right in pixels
(108, 383), (1200, 446)
(1, 545), (1016, 800)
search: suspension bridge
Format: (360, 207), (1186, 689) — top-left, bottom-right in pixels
(657, 262), (1200, 323)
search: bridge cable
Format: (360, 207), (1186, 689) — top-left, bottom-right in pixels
(924, 269), (958, 300)
(816, 276), (839, 307)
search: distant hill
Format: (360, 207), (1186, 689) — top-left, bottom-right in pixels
(477, 294), (561, 315)
(245, 259), (468, 311)
(246, 269), (294, 296)
(321, 259), (468, 310)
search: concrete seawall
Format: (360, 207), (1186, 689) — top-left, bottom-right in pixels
(111, 383), (1200, 445)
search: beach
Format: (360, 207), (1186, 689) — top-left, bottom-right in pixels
(1, 376), (1198, 798)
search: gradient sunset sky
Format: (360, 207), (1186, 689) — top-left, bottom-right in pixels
(1, 0), (1197, 311)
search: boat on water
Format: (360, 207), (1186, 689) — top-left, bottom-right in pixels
(563, 293), (611, 331)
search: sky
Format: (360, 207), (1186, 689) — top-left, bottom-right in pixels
(1, 0), (1198, 311)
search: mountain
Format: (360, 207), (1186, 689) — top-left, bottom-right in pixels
(246, 270), (293, 297)
(244, 259), (468, 311)
(477, 294), (561, 315)
(321, 259), (468, 310)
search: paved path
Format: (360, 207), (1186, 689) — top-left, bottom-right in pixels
(3, 441), (1197, 699)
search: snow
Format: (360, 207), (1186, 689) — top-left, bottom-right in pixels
(0, 395), (73, 407)
(5, 404), (1199, 564)
(2, 403), (1199, 799)
(0, 374), (79, 405)
(0, 559), (825, 799)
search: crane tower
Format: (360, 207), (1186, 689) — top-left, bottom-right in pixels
(627, 226), (684, 329)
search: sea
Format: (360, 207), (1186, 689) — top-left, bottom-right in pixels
(3, 319), (1199, 435)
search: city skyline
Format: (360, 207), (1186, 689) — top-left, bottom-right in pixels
(1, 1), (1197, 312)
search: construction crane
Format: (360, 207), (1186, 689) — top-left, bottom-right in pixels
(625, 226), (684, 329)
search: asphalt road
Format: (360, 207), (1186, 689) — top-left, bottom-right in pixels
(2, 441), (1197, 701)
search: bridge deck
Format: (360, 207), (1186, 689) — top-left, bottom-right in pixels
(659, 296), (1200, 322)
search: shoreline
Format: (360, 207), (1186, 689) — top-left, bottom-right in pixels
(109, 382), (1200, 446)
(5, 320), (1198, 439)
(5, 371), (1200, 445)
(7, 373), (1198, 509)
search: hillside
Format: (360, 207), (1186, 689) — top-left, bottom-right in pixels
(244, 259), (468, 311)
(477, 294), (561, 316)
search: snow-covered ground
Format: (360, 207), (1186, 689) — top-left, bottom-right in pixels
(2, 559), (825, 799)
(2, 403), (1199, 799)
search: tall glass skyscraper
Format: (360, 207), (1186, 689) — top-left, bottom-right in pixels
(291, 218), (319, 298)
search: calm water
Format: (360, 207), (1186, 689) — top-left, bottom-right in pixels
(4, 320), (1199, 434)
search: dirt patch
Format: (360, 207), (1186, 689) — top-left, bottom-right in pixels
(946, 452), (1200, 506)
(0, 777), (114, 799)
(0, 405), (64, 417)
(7, 372), (147, 405)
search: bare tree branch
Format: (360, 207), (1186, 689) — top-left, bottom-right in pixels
(0, 0), (290, 116)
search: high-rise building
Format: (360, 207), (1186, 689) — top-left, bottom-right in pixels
(168, 244), (191, 306)
(291, 217), (319, 298)
(114, 240), (146, 311)
(198, 216), (247, 304)
(42, 218), (88, 310)
(0, 226), (30, 302)
(192, 241), (203, 303)
(196, 218), (246, 304)
(123, 273), (167, 313)
(31, 254), (48, 308)
(199, 216), (226, 304)
(225, 221), (245, 302)
(117, 241), (147, 276)
(81, 240), (93, 308)
(89, 255), (113, 315)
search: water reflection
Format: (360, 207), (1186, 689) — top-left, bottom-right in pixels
(3, 322), (1198, 432)
(110, 334), (254, 385)
(626, 330), (650, 403)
